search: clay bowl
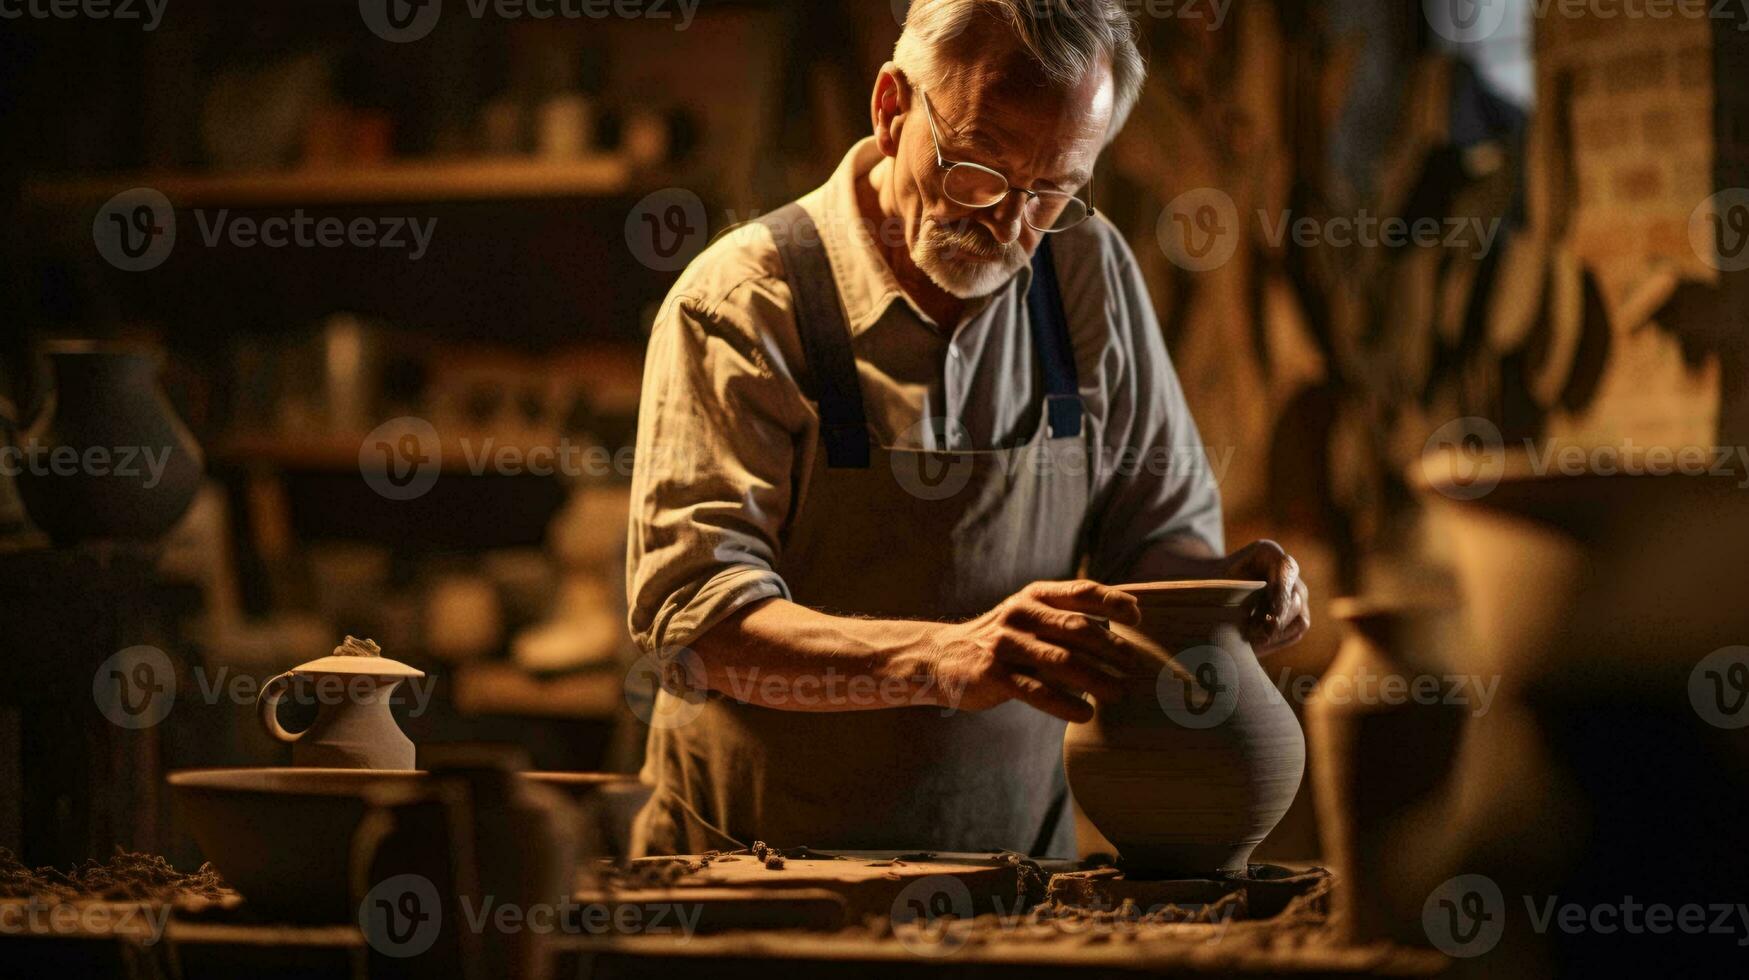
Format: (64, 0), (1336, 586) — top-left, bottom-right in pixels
(168, 767), (642, 920)
(1064, 580), (1305, 878)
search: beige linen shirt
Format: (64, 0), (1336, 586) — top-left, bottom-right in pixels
(626, 138), (1224, 655)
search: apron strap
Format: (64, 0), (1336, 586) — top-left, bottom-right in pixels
(1025, 236), (1084, 439)
(761, 203), (872, 469)
(761, 204), (1084, 465)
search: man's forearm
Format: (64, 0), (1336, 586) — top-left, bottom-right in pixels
(687, 598), (946, 711)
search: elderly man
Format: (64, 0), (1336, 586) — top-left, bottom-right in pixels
(625, 0), (1309, 858)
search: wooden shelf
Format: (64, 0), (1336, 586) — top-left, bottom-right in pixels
(23, 156), (638, 207)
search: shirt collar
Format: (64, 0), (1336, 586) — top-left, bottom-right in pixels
(809, 137), (1032, 336)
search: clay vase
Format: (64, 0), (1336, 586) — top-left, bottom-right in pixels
(1064, 581), (1305, 877)
(258, 636), (425, 770)
(1308, 597), (1467, 945)
(1419, 456), (1749, 974)
(6, 343), (203, 544)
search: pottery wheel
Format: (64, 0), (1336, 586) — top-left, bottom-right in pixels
(590, 851), (1028, 930)
(1044, 865), (1332, 923)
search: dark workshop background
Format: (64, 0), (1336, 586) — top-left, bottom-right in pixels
(1, 0), (1745, 869)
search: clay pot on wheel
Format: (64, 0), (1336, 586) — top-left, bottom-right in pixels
(1064, 580), (1305, 877)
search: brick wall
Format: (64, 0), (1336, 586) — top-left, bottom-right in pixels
(1530, 7), (1749, 446)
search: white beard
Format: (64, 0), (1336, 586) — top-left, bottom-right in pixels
(911, 219), (1029, 299)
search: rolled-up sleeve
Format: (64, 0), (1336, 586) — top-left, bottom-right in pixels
(1083, 236), (1225, 582)
(626, 286), (809, 656)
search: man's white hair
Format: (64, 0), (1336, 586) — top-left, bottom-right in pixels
(893, 0), (1146, 142)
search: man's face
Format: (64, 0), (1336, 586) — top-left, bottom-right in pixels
(892, 49), (1114, 300)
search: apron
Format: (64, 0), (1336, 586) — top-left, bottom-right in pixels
(632, 202), (1094, 858)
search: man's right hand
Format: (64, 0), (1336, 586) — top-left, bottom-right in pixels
(920, 580), (1148, 723)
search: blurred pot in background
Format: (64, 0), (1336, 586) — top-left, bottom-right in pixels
(1419, 450), (1749, 974)
(4, 342), (203, 544)
(1309, 596), (1467, 945)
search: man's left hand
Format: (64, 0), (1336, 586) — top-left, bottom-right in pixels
(1224, 540), (1310, 655)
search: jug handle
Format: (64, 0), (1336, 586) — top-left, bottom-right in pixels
(257, 672), (305, 743)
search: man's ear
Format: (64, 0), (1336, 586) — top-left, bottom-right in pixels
(871, 63), (908, 159)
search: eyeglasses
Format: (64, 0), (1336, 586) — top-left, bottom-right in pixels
(917, 87), (1095, 234)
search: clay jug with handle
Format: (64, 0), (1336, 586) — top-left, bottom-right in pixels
(257, 636), (424, 770)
